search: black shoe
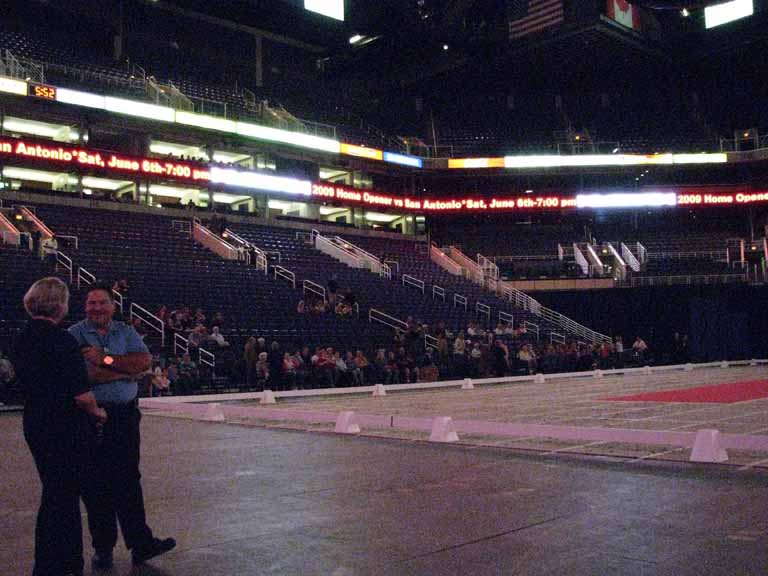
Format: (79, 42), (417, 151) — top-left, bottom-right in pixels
(131, 537), (176, 566)
(91, 551), (114, 571)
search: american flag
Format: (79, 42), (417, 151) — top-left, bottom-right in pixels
(508, 0), (564, 39)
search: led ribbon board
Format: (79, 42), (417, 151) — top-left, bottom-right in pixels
(1, 137), (766, 212)
(0, 137), (211, 182)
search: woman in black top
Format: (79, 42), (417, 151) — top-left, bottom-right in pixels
(11, 277), (106, 576)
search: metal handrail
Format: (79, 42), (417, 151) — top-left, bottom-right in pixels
(112, 289), (124, 314)
(199, 347), (216, 369)
(500, 283), (611, 345)
(477, 253), (499, 280)
(495, 254), (567, 262)
(274, 265), (296, 289)
(629, 274), (747, 287)
(303, 280), (327, 302)
(432, 285), (446, 301)
(550, 332), (566, 345)
(454, 293), (468, 310)
(430, 244), (463, 276)
(476, 302), (491, 320)
(77, 266), (96, 289)
(384, 259), (400, 273)
(369, 308), (408, 332)
(264, 249), (282, 263)
(222, 228), (250, 247)
(174, 332), (190, 356)
(621, 242), (641, 272)
(499, 311), (514, 326)
(573, 244), (589, 275)
(646, 250), (728, 260)
(424, 334), (439, 350)
(55, 251), (73, 283)
(172, 219), (193, 238)
(56, 235), (79, 250)
(19, 206), (55, 238)
(402, 274), (425, 294)
(523, 321), (540, 341)
(335, 236), (381, 265)
(130, 302), (165, 347)
(1, 230), (20, 245)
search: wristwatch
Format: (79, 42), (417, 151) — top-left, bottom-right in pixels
(102, 355), (115, 366)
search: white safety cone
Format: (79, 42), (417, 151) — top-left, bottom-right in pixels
(334, 411), (361, 434)
(260, 389), (277, 404)
(202, 403), (225, 422)
(429, 417), (459, 443)
(372, 384), (387, 397)
(690, 429), (728, 463)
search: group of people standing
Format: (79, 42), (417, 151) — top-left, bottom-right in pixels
(12, 279), (175, 575)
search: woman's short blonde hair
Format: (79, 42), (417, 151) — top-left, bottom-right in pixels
(23, 277), (70, 322)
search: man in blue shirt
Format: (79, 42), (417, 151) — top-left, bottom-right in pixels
(69, 284), (175, 570)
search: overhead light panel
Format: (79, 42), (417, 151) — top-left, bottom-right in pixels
(705, 0), (753, 29)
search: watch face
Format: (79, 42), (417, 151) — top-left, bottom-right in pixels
(103, 356), (115, 366)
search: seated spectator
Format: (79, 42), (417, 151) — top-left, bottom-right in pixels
(313, 347), (336, 387)
(418, 350), (439, 382)
(157, 305), (169, 325)
(211, 311), (226, 329)
(282, 352), (297, 390)
(492, 338), (509, 377)
(296, 300), (306, 314)
(268, 341), (283, 389)
(335, 302), (352, 316)
(346, 351), (363, 386)
(188, 325), (207, 349)
(518, 344), (537, 374)
(396, 347), (414, 383)
(166, 360), (179, 392)
(150, 366), (170, 397)
(131, 317), (147, 340)
(178, 353), (199, 391)
(209, 326), (229, 348)
(334, 351), (349, 386)
(372, 349), (387, 384)
(633, 336), (648, 361)
(293, 349), (308, 389)
(384, 351), (400, 384)
(0, 350), (15, 388)
(354, 350), (369, 384)
(255, 352), (270, 390)
(41, 235), (58, 265)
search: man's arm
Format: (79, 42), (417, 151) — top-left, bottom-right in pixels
(82, 347), (151, 376)
(75, 391), (108, 422)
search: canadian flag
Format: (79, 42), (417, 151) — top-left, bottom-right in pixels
(607, 0), (642, 31)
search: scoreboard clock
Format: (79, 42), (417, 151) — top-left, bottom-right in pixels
(27, 83), (57, 101)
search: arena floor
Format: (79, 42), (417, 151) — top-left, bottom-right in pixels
(4, 365), (768, 575)
(192, 365), (768, 468)
(2, 412), (768, 576)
